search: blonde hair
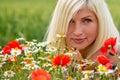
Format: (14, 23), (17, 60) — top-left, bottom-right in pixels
(44, 0), (120, 58)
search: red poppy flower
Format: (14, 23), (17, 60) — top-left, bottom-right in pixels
(31, 69), (51, 80)
(52, 55), (61, 66)
(2, 40), (23, 54)
(8, 40), (22, 49)
(52, 54), (70, 66)
(2, 46), (11, 54)
(100, 37), (117, 55)
(97, 55), (111, 65)
(61, 54), (71, 66)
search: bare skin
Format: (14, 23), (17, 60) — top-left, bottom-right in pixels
(66, 7), (98, 59)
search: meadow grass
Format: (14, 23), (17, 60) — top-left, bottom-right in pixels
(0, 0), (120, 46)
(0, 0), (57, 46)
(106, 0), (120, 30)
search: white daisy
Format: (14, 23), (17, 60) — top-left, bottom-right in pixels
(46, 46), (57, 53)
(42, 62), (52, 68)
(0, 62), (6, 68)
(10, 48), (22, 56)
(65, 50), (77, 57)
(24, 63), (40, 70)
(82, 70), (94, 78)
(4, 70), (15, 78)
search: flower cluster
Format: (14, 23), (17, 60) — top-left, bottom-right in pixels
(0, 36), (120, 80)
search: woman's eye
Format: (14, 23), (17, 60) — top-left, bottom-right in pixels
(70, 19), (75, 24)
(84, 19), (92, 23)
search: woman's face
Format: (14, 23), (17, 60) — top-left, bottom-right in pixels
(66, 7), (98, 51)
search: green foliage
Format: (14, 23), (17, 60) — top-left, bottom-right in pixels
(0, 0), (57, 46)
(0, 0), (120, 46)
(106, 0), (120, 30)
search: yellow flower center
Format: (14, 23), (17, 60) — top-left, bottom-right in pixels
(46, 62), (49, 65)
(25, 44), (29, 47)
(58, 65), (62, 68)
(7, 70), (12, 74)
(51, 47), (55, 50)
(98, 65), (108, 72)
(86, 70), (92, 76)
(30, 63), (34, 67)
(60, 34), (65, 37)
(15, 47), (18, 50)
(88, 59), (92, 62)
(48, 55), (52, 60)
(67, 77), (72, 80)
(68, 50), (73, 53)
(23, 59), (32, 64)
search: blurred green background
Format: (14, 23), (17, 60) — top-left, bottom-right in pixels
(0, 0), (120, 46)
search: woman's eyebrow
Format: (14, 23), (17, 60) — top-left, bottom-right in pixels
(80, 15), (94, 20)
(82, 15), (92, 18)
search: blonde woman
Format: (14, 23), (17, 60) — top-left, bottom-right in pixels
(44, 0), (120, 65)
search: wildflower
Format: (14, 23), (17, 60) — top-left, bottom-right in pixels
(26, 53), (33, 58)
(4, 70), (15, 78)
(52, 55), (61, 66)
(97, 55), (111, 65)
(8, 56), (17, 62)
(0, 54), (7, 61)
(21, 58), (40, 70)
(65, 49), (77, 57)
(8, 40), (22, 49)
(38, 57), (47, 60)
(25, 63), (40, 70)
(52, 54), (70, 66)
(0, 62), (6, 68)
(22, 45), (30, 54)
(67, 77), (73, 80)
(16, 37), (25, 41)
(31, 69), (51, 80)
(42, 62), (52, 68)
(82, 70), (94, 78)
(22, 58), (34, 64)
(2, 46), (11, 54)
(97, 64), (108, 75)
(37, 42), (48, 47)
(61, 66), (68, 73)
(10, 48), (22, 56)
(56, 33), (66, 38)
(97, 64), (114, 75)
(81, 59), (95, 65)
(46, 46), (57, 53)
(2, 40), (22, 54)
(100, 37), (117, 55)
(47, 55), (53, 60)
(75, 64), (82, 71)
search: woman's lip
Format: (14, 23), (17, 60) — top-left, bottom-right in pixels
(72, 38), (86, 43)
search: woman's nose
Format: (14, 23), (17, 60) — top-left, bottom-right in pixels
(73, 23), (83, 36)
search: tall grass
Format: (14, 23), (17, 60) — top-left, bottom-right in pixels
(0, 0), (57, 46)
(106, 0), (120, 30)
(0, 0), (120, 46)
